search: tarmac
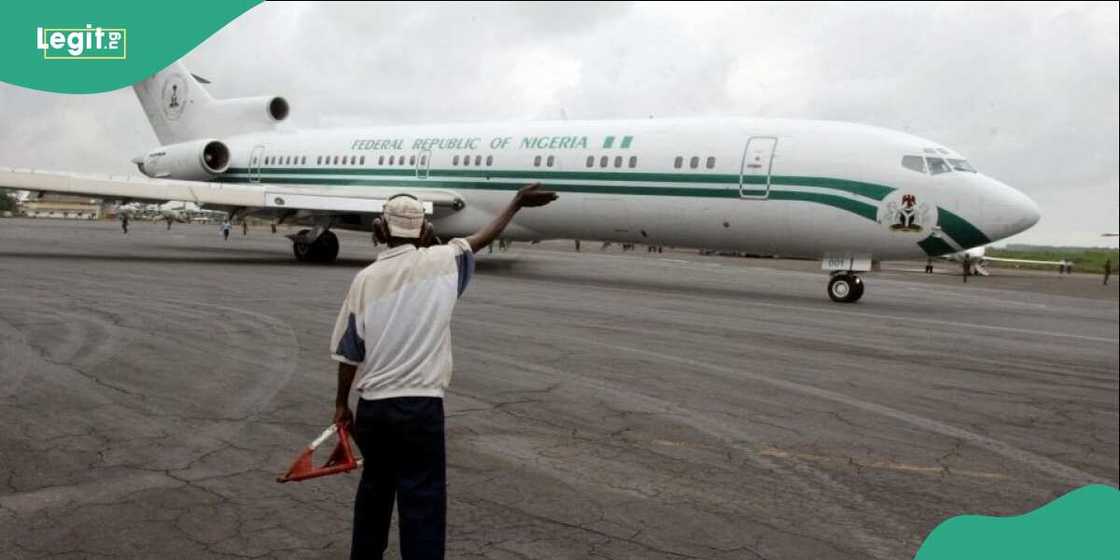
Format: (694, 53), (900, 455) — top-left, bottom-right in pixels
(1, 217), (1117, 560)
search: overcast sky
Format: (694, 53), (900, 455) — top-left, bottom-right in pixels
(2, 1), (1117, 247)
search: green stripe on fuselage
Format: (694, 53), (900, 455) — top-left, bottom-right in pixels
(217, 174), (881, 222)
(227, 167), (895, 201)
(937, 207), (991, 249)
(918, 235), (957, 257)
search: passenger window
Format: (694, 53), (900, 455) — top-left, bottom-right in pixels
(534, 155), (541, 167)
(359, 156), (365, 165)
(546, 155), (555, 167)
(421, 155), (428, 165)
(901, 155), (926, 174)
(475, 155), (482, 166)
(586, 155), (594, 168)
(629, 156), (637, 168)
(614, 156), (622, 168)
(706, 156), (716, 169)
(600, 156), (608, 168)
(689, 156), (699, 169)
(463, 155), (471, 167)
(926, 157), (952, 175)
(452, 155), (459, 166)
(301, 156), (306, 165)
(389, 155), (395, 165)
(316, 156), (322, 165)
(409, 155), (416, 166)
(674, 156), (682, 169)
(400, 155), (407, 166)
(486, 155), (493, 166)
(333, 156), (340, 165)
(378, 155), (385, 166)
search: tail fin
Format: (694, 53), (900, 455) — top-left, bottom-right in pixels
(133, 62), (216, 145)
(133, 61), (289, 146)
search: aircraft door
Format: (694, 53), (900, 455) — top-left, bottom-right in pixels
(249, 145), (265, 183)
(739, 137), (777, 199)
(415, 149), (432, 179)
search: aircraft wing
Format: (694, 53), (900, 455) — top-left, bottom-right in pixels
(982, 256), (1067, 266)
(0, 168), (464, 215)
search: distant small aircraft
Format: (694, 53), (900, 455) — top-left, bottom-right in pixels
(943, 245), (1070, 276)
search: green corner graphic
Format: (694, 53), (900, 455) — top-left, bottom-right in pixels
(915, 484), (1120, 560)
(2, 1), (261, 94)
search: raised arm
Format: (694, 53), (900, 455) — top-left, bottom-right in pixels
(464, 183), (557, 253)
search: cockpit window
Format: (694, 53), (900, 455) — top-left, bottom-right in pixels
(901, 155), (926, 174)
(926, 157), (952, 175)
(947, 158), (976, 173)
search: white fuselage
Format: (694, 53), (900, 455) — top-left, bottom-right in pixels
(212, 117), (1039, 261)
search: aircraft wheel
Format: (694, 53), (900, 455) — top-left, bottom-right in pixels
(292, 230), (339, 263)
(828, 273), (863, 303)
(315, 231), (339, 263)
(292, 229), (313, 262)
(850, 275), (864, 302)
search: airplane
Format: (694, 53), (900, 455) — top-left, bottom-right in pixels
(152, 201), (225, 225)
(0, 61), (1041, 303)
(942, 245), (1070, 277)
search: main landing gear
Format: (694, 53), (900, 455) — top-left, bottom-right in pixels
(827, 272), (864, 303)
(289, 228), (339, 263)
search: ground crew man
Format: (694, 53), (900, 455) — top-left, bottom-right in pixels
(120, 212), (129, 234)
(330, 184), (556, 560)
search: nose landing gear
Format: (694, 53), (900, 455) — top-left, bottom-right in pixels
(827, 272), (864, 303)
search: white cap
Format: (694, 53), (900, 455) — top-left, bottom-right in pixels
(383, 195), (425, 238)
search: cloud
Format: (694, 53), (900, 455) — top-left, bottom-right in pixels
(1, 1), (1116, 245)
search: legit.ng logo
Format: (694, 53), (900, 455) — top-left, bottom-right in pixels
(36, 25), (127, 60)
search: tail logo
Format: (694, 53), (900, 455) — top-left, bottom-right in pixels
(161, 75), (188, 120)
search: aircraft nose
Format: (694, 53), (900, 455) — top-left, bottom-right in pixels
(984, 176), (1040, 239)
(1006, 184), (1040, 233)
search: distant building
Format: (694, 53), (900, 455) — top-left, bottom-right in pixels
(21, 194), (103, 220)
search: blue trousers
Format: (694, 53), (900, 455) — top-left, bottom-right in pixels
(351, 397), (446, 560)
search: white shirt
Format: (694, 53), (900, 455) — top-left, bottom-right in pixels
(329, 238), (474, 401)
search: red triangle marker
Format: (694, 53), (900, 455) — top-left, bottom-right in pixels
(277, 423), (362, 483)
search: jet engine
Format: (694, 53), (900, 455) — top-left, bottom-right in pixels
(136, 139), (231, 180)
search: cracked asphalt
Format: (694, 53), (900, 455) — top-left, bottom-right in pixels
(1, 218), (1117, 559)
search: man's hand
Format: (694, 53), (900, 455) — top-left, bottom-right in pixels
(333, 403), (353, 428)
(334, 363), (357, 427)
(514, 183), (558, 208)
(465, 183), (558, 253)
